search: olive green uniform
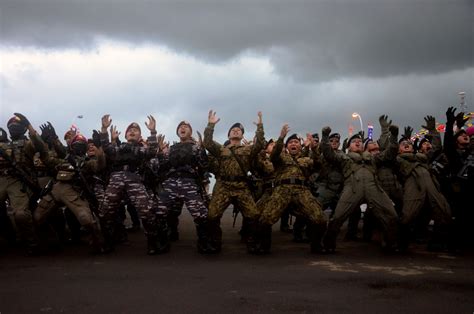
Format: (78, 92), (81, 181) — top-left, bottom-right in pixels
(321, 134), (399, 252)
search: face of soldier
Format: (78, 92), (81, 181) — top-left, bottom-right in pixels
(456, 133), (469, 148)
(266, 142), (275, 154)
(419, 141), (432, 154)
(366, 142), (380, 156)
(126, 126), (141, 142)
(87, 143), (96, 157)
(65, 131), (76, 146)
(348, 138), (363, 153)
(72, 142), (87, 156)
(286, 139), (302, 155)
(178, 124), (192, 141)
(399, 141), (414, 154)
(228, 127), (243, 140)
(329, 138), (340, 150)
(7, 123), (27, 140)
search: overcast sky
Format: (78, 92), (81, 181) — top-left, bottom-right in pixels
(1, 0), (472, 143)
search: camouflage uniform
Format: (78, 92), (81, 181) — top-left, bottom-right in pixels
(321, 133), (399, 252)
(258, 138), (327, 253)
(100, 132), (159, 253)
(203, 122), (264, 253)
(156, 140), (214, 253)
(0, 134), (41, 252)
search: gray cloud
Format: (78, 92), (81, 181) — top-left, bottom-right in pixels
(1, 0), (472, 82)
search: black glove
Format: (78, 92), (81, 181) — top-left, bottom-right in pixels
(389, 125), (399, 138)
(357, 130), (365, 139)
(322, 126), (331, 138)
(446, 107), (456, 125)
(0, 127), (8, 142)
(13, 113), (31, 128)
(40, 123), (50, 142)
(46, 122), (57, 139)
(455, 112), (468, 129)
(379, 115), (392, 129)
(342, 138), (349, 151)
(403, 126), (413, 139)
(422, 115), (436, 131)
(92, 130), (101, 148)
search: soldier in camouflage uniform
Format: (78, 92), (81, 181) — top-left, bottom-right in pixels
(257, 125), (327, 254)
(156, 121), (215, 253)
(34, 134), (105, 253)
(99, 115), (160, 254)
(0, 113), (41, 254)
(203, 110), (264, 253)
(321, 124), (400, 253)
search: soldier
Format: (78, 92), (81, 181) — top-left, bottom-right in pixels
(257, 125), (327, 254)
(321, 124), (400, 253)
(99, 114), (160, 254)
(203, 110), (264, 253)
(0, 113), (41, 254)
(443, 107), (471, 251)
(34, 133), (105, 253)
(156, 121), (215, 253)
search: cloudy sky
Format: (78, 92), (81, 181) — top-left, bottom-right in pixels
(1, 0), (472, 143)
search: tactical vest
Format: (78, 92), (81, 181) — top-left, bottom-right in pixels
(114, 143), (142, 171)
(169, 142), (197, 169)
(0, 139), (32, 170)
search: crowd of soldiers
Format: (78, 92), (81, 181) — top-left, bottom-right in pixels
(0, 107), (473, 256)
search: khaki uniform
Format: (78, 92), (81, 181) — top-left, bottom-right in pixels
(203, 122), (264, 252)
(0, 136), (40, 248)
(321, 135), (399, 251)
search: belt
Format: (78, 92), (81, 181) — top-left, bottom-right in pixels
(220, 175), (247, 182)
(275, 178), (307, 187)
(262, 182), (274, 190)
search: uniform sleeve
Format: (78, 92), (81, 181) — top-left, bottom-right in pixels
(203, 123), (222, 157)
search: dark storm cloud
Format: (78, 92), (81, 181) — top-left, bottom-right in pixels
(1, 0), (472, 82)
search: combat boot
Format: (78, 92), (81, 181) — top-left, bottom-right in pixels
(208, 219), (222, 253)
(322, 221), (337, 253)
(155, 218), (170, 254)
(309, 223), (327, 254)
(257, 223), (272, 254)
(85, 223), (104, 254)
(147, 235), (158, 255)
(167, 213), (180, 241)
(195, 219), (218, 254)
(246, 219), (260, 254)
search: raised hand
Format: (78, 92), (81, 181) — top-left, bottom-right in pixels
(101, 114), (112, 132)
(196, 131), (203, 147)
(254, 111), (263, 126)
(92, 130), (101, 147)
(208, 110), (220, 124)
(389, 125), (399, 138)
(322, 126), (331, 138)
(455, 112), (469, 129)
(110, 125), (120, 143)
(280, 123), (290, 139)
(379, 115), (392, 129)
(145, 115), (156, 132)
(422, 115), (436, 131)
(446, 107), (456, 125)
(403, 126), (413, 139)
(13, 113), (31, 128)
(303, 133), (315, 148)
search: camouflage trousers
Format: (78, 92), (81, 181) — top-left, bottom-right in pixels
(100, 171), (156, 236)
(157, 177), (208, 221)
(208, 181), (259, 221)
(0, 175), (37, 245)
(259, 185), (326, 226)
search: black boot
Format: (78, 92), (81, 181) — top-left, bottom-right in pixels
(195, 219), (218, 254)
(309, 223), (327, 254)
(85, 223), (104, 254)
(246, 219), (260, 254)
(322, 220), (337, 253)
(155, 219), (170, 254)
(100, 221), (115, 254)
(293, 216), (309, 243)
(167, 214), (180, 241)
(208, 219), (222, 253)
(147, 234), (158, 255)
(258, 223), (272, 254)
